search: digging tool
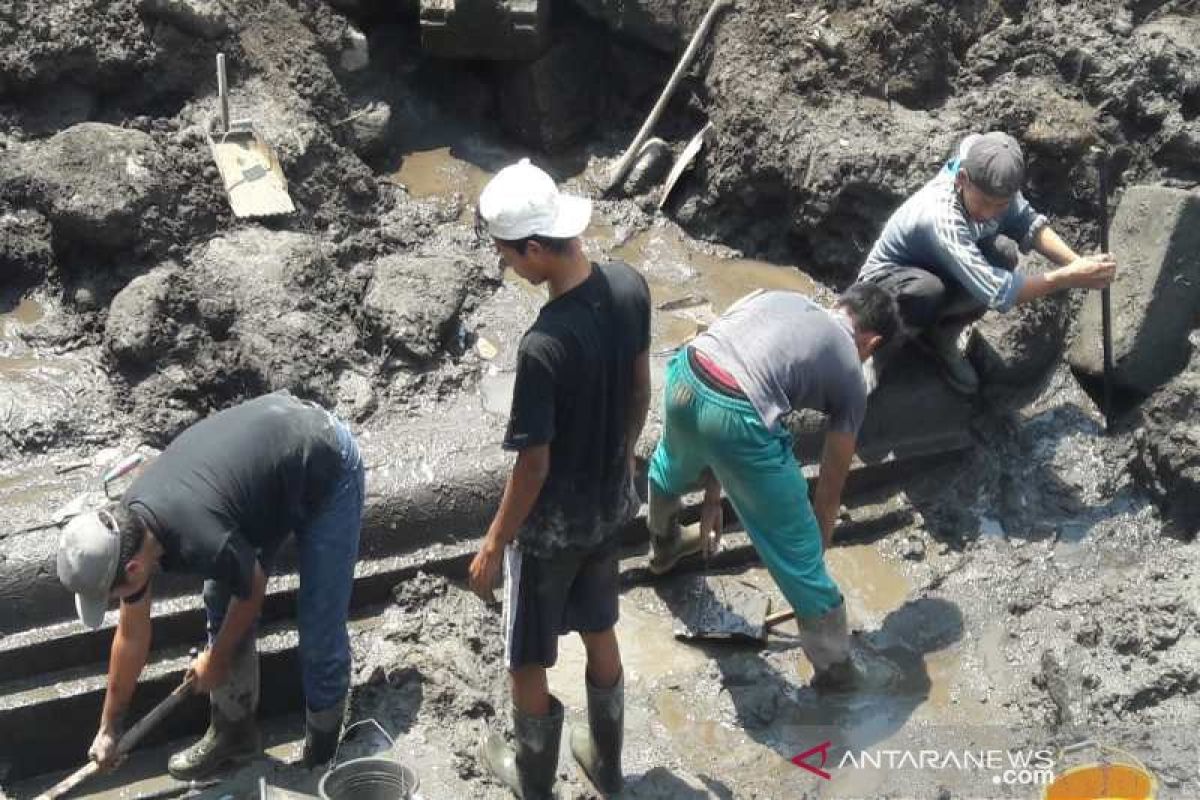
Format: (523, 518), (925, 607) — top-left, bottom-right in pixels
(36, 664), (197, 800)
(605, 0), (734, 195)
(207, 53), (296, 218)
(658, 122), (714, 210)
(1096, 150), (1115, 434)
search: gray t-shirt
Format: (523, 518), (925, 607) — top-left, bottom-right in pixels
(692, 291), (867, 435)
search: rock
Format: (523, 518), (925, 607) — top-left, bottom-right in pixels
(495, 24), (607, 153)
(0, 209), (53, 287)
(0, 123), (167, 251)
(136, 0), (231, 39)
(1128, 350), (1200, 540)
(336, 371), (378, 422)
(339, 24), (370, 72)
(624, 137), (672, 197)
(192, 227), (358, 399)
(363, 254), (475, 362)
(1067, 186), (1200, 396)
(105, 265), (193, 363)
(0, 1), (154, 94)
(968, 253), (1071, 403)
(348, 101), (393, 159)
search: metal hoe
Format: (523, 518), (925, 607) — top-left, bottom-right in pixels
(1096, 150), (1114, 433)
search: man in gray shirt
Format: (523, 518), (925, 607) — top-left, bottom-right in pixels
(647, 285), (898, 689)
(857, 131), (1116, 393)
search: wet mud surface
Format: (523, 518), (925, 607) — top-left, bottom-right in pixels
(3, 0), (1200, 796)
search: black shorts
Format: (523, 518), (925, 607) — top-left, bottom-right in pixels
(502, 544), (620, 670)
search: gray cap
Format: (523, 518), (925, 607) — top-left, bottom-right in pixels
(961, 132), (1025, 197)
(57, 509), (121, 629)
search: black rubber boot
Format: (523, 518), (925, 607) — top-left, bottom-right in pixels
(570, 671), (624, 796)
(481, 696), (564, 800)
(168, 638), (261, 780)
(302, 695), (347, 768)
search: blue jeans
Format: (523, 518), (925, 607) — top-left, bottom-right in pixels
(648, 350), (842, 619)
(204, 414), (365, 713)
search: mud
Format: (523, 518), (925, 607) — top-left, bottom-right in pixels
(3, 0), (1200, 796)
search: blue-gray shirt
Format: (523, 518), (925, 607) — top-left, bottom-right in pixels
(693, 291), (867, 435)
(857, 134), (1049, 312)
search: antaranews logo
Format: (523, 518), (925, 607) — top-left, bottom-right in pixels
(791, 740), (834, 780)
(791, 741), (1056, 788)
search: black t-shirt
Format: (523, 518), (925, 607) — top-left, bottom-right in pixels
(504, 261), (651, 557)
(123, 392), (343, 598)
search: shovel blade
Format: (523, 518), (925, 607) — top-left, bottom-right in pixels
(209, 131), (295, 218)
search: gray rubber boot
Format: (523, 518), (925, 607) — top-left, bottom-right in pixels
(797, 602), (853, 691)
(648, 490), (702, 575)
(920, 320), (979, 394)
(570, 671), (623, 795)
(481, 696), (564, 800)
(168, 638), (261, 780)
(800, 603), (902, 693)
(302, 694), (347, 768)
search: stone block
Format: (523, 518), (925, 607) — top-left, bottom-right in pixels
(496, 25), (606, 152)
(968, 253), (1071, 404)
(420, 0), (550, 61)
(363, 253), (475, 361)
(786, 348), (973, 468)
(1067, 185), (1200, 396)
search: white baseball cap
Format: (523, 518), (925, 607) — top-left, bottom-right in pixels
(57, 509), (121, 629)
(478, 158), (592, 240)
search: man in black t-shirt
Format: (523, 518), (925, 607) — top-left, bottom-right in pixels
(470, 159), (651, 799)
(56, 393), (365, 778)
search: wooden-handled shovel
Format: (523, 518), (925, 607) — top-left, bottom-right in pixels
(35, 671), (197, 800)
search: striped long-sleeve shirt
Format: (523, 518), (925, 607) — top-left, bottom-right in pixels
(857, 135), (1049, 312)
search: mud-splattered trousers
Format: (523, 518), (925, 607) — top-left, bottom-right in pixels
(648, 350), (843, 618)
(203, 415), (365, 714)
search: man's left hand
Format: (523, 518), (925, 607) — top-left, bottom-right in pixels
(469, 540), (504, 603)
(188, 648), (231, 693)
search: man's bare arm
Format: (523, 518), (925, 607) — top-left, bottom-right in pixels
(469, 445), (551, 600)
(813, 431), (856, 548)
(625, 350), (652, 469)
(100, 586), (154, 732)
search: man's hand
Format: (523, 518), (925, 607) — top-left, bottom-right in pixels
(88, 725), (120, 771)
(469, 539), (504, 603)
(188, 648), (231, 693)
(1064, 253), (1117, 289)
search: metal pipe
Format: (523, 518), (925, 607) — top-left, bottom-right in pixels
(604, 0), (734, 195)
(217, 52), (230, 134)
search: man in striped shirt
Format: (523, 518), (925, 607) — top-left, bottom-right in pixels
(857, 131), (1116, 393)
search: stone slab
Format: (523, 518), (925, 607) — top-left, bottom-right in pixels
(1067, 185), (1200, 395)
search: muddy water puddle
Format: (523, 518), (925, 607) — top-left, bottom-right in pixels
(595, 224), (819, 353)
(392, 144), (820, 358)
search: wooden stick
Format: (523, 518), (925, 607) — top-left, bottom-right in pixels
(1097, 152), (1115, 434)
(764, 609), (795, 628)
(35, 676), (195, 800)
(604, 0), (734, 195)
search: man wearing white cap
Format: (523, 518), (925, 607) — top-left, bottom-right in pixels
(469, 159), (651, 799)
(857, 131), (1117, 393)
(56, 392), (364, 778)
